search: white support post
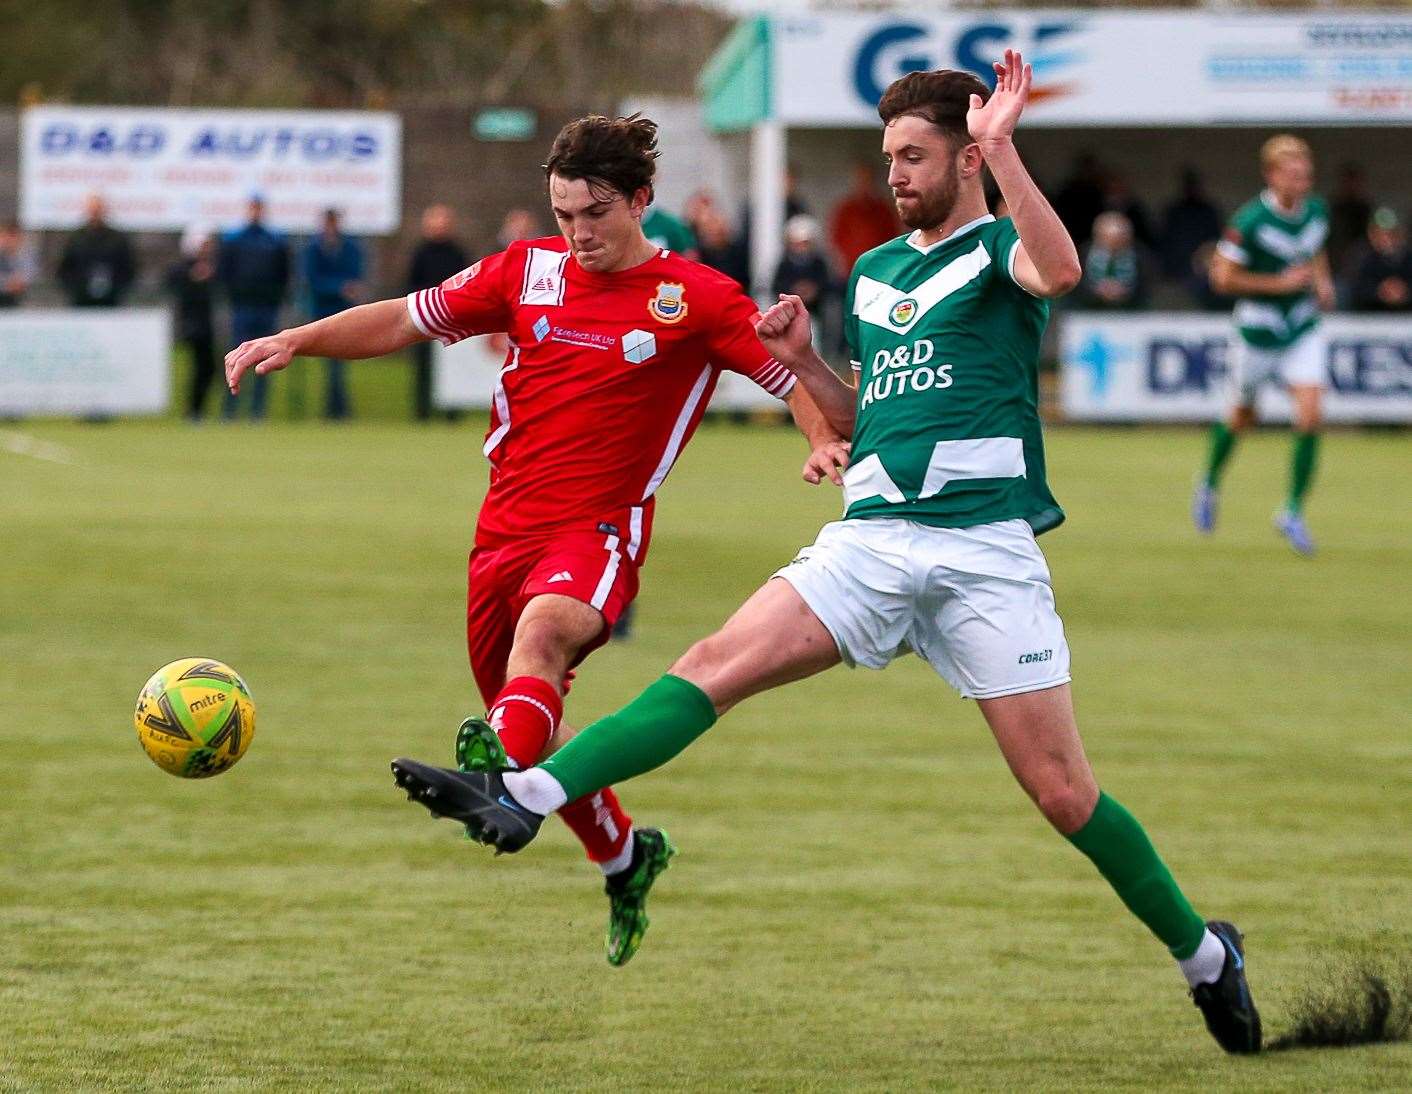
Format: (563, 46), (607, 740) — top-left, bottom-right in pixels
(749, 120), (786, 299)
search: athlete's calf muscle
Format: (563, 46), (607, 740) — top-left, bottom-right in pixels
(669, 578), (840, 713)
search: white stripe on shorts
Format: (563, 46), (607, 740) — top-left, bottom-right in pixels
(590, 534), (622, 611)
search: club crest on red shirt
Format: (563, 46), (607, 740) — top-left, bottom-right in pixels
(648, 281), (688, 324)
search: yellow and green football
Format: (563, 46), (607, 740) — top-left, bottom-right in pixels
(134, 658), (255, 778)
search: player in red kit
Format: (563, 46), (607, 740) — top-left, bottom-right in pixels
(224, 114), (834, 965)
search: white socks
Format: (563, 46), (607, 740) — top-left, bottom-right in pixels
(597, 828), (636, 877)
(1178, 928), (1228, 988)
(501, 767), (568, 816)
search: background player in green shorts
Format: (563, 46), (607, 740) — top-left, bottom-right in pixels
(1194, 134), (1336, 555)
(392, 53), (1262, 1055)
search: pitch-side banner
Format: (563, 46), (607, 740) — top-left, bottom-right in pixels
(773, 12), (1412, 126)
(433, 337), (785, 413)
(0, 309), (170, 416)
(20, 107), (402, 233)
(1060, 313), (1412, 424)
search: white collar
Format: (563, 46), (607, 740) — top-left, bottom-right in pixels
(1261, 189), (1306, 222)
(906, 213), (995, 254)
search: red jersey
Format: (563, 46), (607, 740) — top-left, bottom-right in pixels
(406, 236), (793, 559)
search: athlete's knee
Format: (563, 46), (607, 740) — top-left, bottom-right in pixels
(1229, 405), (1255, 431)
(1029, 773), (1100, 835)
(510, 615), (586, 679)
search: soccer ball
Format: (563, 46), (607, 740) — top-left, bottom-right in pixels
(134, 658), (256, 778)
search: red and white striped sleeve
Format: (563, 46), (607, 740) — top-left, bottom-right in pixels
(707, 285), (796, 399)
(405, 247), (515, 346)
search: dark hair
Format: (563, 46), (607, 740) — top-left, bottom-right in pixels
(877, 70), (990, 148)
(543, 114), (659, 203)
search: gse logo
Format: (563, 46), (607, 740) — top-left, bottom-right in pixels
(852, 20), (1085, 106)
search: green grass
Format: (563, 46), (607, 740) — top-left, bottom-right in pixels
(1, 419), (1408, 1092)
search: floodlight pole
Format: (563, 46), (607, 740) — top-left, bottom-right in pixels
(749, 119), (786, 298)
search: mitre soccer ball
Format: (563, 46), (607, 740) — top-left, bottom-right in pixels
(134, 658), (256, 778)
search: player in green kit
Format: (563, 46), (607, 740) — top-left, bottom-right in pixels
(391, 54), (1262, 1055)
(1193, 134), (1335, 555)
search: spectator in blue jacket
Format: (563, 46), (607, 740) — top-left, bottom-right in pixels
(219, 196), (290, 420)
(303, 208), (366, 420)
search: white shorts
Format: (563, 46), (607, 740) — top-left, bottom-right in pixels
(1228, 328), (1326, 408)
(773, 517), (1071, 700)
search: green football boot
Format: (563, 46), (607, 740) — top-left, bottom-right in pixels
(454, 716), (508, 774)
(604, 827), (677, 967)
(454, 716), (508, 840)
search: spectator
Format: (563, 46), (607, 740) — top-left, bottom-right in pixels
(166, 227), (219, 420)
(57, 194), (135, 307)
(405, 203), (470, 421)
(829, 161), (900, 276)
(218, 195), (290, 421)
(1053, 152), (1106, 248)
(1328, 162), (1372, 272)
(303, 208), (365, 421)
(1159, 167), (1222, 282)
(1100, 171), (1156, 251)
(0, 220), (38, 306)
(771, 215), (834, 337)
(1347, 207), (1412, 313)
(1079, 212), (1148, 311)
(695, 208), (749, 289)
(497, 207), (542, 248)
(641, 203), (697, 258)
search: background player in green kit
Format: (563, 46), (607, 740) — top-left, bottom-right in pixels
(1194, 134), (1336, 555)
(391, 53), (1263, 1055)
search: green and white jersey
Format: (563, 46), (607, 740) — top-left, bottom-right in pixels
(1216, 190), (1329, 350)
(842, 214), (1063, 535)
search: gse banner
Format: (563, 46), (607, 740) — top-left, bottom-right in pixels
(772, 12), (1412, 126)
(1060, 313), (1412, 424)
(20, 106), (401, 234)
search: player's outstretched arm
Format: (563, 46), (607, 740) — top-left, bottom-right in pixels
(968, 50), (1081, 299)
(755, 294), (856, 439)
(224, 297), (423, 395)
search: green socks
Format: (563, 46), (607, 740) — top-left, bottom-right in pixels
(1287, 431), (1320, 513)
(1065, 792), (1207, 959)
(1203, 422), (1238, 488)
(539, 674), (718, 802)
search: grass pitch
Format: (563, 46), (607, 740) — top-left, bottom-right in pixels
(2, 417), (1408, 1092)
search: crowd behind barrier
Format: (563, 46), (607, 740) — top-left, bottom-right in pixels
(2, 152), (1409, 423)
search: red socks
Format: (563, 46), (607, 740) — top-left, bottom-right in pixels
(488, 676), (561, 768)
(559, 789), (633, 868)
(486, 675), (633, 870)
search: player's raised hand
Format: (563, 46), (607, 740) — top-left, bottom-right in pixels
(754, 294), (815, 366)
(224, 333), (297, 395)
(967, 48), (1031, 149)
(802, 440), (851, 487)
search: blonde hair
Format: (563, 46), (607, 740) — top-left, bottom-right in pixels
(1261, 134), (1313, 170)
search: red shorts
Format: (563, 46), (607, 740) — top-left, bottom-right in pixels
(465, 530), (640, 705)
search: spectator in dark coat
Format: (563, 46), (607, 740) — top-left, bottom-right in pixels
(1347, 207), (1412, 313)
(771, 215), (835, 346)
(694, 208), (749, 289)
(1328, 162), (1373, 273)
(57, 194), (135, 307)
(166, 227), (219, 420)
(1159, 168), (1222, 282)
(405, 204), (469, 420)
(303, 208), (365, 420)
(218, 196), (289, 420)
